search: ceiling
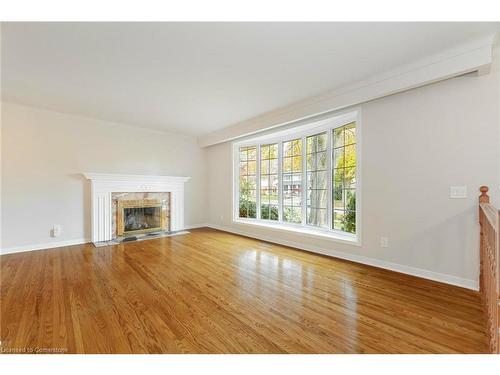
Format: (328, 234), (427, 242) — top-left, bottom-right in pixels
(2, 22), (499, 136)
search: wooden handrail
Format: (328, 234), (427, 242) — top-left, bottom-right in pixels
(478, 186), (500, 353)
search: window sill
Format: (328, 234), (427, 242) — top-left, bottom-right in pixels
(232, 218), (360, 246)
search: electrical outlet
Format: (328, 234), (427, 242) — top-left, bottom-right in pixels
(52, 225), (61, 237)
(380, 237), (389, 248)
(220, 215), (224, 221)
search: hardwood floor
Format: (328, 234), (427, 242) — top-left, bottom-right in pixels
(0, 228), (487, 353)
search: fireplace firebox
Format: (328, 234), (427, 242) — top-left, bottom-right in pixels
(116, 198), (169, 236)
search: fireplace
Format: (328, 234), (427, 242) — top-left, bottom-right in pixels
(113, 193), (170, 238)
(117, 199), (166, 236)
(83, 173), (190, 244)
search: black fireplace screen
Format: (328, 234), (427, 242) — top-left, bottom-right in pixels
(123, 206), (161, 232)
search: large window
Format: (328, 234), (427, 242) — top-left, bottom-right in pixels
(235, 111), (359, 241)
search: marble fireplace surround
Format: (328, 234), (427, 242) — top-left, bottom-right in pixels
(83, 173), (190, 244)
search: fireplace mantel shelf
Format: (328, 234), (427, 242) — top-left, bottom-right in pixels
(83, 173), (190, 183)
(83, 173), (190, 244)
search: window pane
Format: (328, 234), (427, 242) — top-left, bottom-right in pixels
(344, 210), (356, 233)
(248, 147), (257, 160)
(239, 146), (257, 219)
(269, 144), (278, 159)
(248, 160), (257, 175)
(270, 159), (278, 174)
(260, 143), (278, 221)
(306, 153), (316, 170)
(344, 123), (356, 145)
(283, 141), (294, 157)
(247, 175), (257, 190)
(283, 157), (292, 172)
(308, 170), (327, 190)
(331, 122), (356, 233)
(307, 208), (327, 226)
(309, 189), (326, 209)
(292, 156), (302, 172)
(282, 139), (303, 224)
(317, 133), (327, 151)
(261, 204), (270, 220)
(292, 139), (302, 155)
(261, 188), (269, 203)
(333, 147), (344, 169)
(345, 144), (356, 167)
(333, 189), (346, 210)
(270, 205), (279, 220)
(284, 207), (302, 223)
(333, 128), (344, 148)
(333, 168), (344, 190)
(333, 210), (345, 230)
(344, 168), (356, 189)
(317, 152), (327, 170)
(306, 132), (328, 228)
(261, 145), (270, 159)
(260, 175), (269, 190)
(261, 160), (269, 175)
(240, 162), (248, 175)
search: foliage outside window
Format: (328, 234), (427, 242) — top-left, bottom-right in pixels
(236, 116), (358, 237)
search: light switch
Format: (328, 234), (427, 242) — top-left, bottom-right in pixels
(450, 186), (467, 199)
(52, 224), (62, 237)
(380, 237), (389, 248)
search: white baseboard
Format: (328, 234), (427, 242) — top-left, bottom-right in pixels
(206, 223), (479, 291)
(0, 225), (210, 255)
(183, 223), (209, 230)
(1, 238), (91, 255)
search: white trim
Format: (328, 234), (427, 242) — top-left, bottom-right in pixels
(232, 218), (358, 246)
(1, 238), (91, 255)
(0, 225), (208, 255)
(199, 35), (495, 147)
(183, 223), (209, 230)
(206, 223), (478, 291)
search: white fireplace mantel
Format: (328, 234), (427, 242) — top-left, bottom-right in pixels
(83, 173), (190, 243)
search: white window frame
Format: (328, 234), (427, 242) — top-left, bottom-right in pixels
(232, 108), (362, 245)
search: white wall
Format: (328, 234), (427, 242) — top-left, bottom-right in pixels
(205, 46), (500, 289)
(1, 102), (207, 250)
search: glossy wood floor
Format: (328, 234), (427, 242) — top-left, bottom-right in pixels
(0, 228), (488, 353)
